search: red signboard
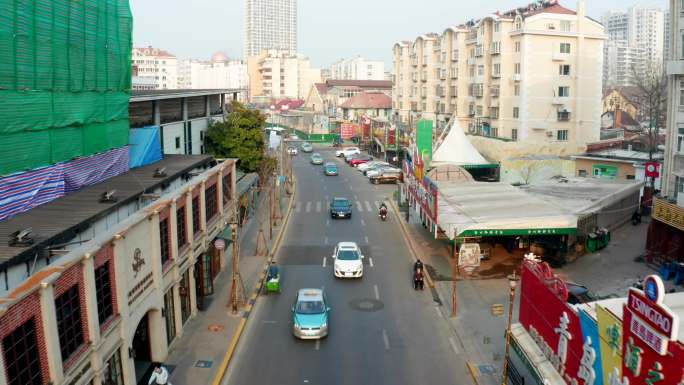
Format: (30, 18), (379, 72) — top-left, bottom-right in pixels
(519, 261), (586, 385)
(645, 162), (660, 178)
(388, 126), (396, 146)
(627, 289), (677, 340)
(341, 123), (354, 140)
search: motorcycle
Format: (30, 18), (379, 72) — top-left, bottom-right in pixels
(379, 207), (388, 221)
(413, 267), (425, 290)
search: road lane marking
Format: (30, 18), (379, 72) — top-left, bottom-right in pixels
(382, 329), (390, 350)
(306, 201), (312, 213)
(316, 201), (321, 212)
(369, 257), (374, 267)
(361, 219), (366, 226)
(326, 219), (330, 227)
(356, 201), (363, 211)
(350, 185), (353, 191)
(364, 236), (369, 244)
(449, 337), (461, 354)
(374, 285), (380, 300)
(315, 339), (320, 351)
(365, 201), (373, 212)
(322, 257), (327, 267)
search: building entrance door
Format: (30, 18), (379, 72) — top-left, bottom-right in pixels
(132, 312), (152, 385)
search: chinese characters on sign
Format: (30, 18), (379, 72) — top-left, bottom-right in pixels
(653, 197), (684, 232)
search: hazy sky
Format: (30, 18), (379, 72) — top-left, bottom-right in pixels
(130, 0), (668, 67)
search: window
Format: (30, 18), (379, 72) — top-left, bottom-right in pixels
(3, 318), (43, 385)
(560, 43), (571, 54)
(164, 289), (176, 345)
(95, 262), (114, 325)
(515, 16), (522, 30)
(515, 42), (521, 52)
(558, 111), (571, 121)
(511, 129), (518, 141)
(476, 105), (483, 116)
(681, 30), (684, 59)
(477, 65), (484, 76)
(513, 107), (520, 118)
(490, 107), (499, 119)
(192, 196), (201, 236)
(55, 285), (84, 361)
(469, 66), (475, 77)
(492, 63), (501, 76)
(180, 269), (191, 324)
(559, 65), (571, 76)
(205, 184), (217, 221)
(626, 175), (636, 180)
(578, 169), (587, 177)
(676, 176), (684, 199)
(177, 207), (187, 249)
(560, 21), (572, 32)
(514, 63), (521, 74)
(494, 22), (501, 32)
(558, 86), (570, 97)
(160, 218), (170, 265)
(175, 137), (181, 149)
(677, 127), (684, 153)
(514, 85), (520, 96)
(557, 130), (569, 141)
(102, 350), (124, 385)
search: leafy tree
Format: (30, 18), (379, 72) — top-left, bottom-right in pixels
(205, 101), (267, 172)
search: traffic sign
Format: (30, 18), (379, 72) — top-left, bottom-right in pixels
(214, 239), (225, 250)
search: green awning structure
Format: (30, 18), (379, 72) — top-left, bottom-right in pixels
(461, 163), (499, 170)
(459, 228), (577, 237)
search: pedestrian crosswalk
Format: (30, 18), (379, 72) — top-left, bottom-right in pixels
(295, 200), (383, 213)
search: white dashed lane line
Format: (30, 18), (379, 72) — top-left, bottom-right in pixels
(382, 329), (390, 350)
(322, 257), (327, 267)
(361, 219), (366, 227)
(316, 201), (321, 212)
(356, 201), (363, 211)
(449, 337), (461, 354)
(364, 236), (369, 244)
(306, 202), (312, 213)
(374, 285), (380, 300)
(365, 201), (373, 212)
(369, 258), (374, 267)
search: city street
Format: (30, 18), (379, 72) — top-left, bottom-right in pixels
(223, 145), (470, 385)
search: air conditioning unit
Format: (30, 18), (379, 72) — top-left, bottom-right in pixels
(546, 131), (554, 137)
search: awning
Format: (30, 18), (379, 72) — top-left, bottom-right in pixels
(435, 181), (577, 239)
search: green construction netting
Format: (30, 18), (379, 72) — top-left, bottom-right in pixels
(0, 0), (132, 176)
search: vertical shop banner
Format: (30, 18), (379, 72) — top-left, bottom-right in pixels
(416, 120), (433, 167)
(579, 309), (605, 385)
(596, 305), (624, 385)
(519, 261), (587, 385)
(388, 125), (396, 146)
(340, 123), (354, 140)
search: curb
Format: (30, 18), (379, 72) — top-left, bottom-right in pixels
(210, 177), (297, 385)
(387, 198), (435, 288)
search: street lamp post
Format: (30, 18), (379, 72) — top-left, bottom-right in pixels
(229, 221), (245, 314)
(501, 271), (519, 385)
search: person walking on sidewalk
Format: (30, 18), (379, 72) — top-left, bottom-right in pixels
(148, 362), (171, 385)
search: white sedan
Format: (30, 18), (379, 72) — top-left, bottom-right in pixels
(332, 242), (364, 278)
(335, 147), (360, 158)
(358, 161), (388, 173)
(287, 147), (298, 155)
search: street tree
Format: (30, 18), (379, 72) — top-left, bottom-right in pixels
(630, 60), (667, 161)
(205, 101), (267, 173)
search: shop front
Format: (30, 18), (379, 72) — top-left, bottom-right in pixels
(646, 197), (684, 264)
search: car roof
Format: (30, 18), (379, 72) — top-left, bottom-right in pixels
(297, 288), (323, 301)
(333, 197), (349, 201)
(312, 153), (321, 156)
(337, 241), (359, 249)
(325, 162), (336, 166)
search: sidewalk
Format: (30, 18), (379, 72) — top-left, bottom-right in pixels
(165, 181), (294, 385)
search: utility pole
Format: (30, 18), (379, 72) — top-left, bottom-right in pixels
(451, 246), (458, 317)
(229, 221), (246, 314)
(269, 179), (274, 240)
(501, 272), (519, 385)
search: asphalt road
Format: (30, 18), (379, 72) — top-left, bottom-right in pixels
(223, 145), (471, 385)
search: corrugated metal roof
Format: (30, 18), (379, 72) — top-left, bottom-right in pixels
(0, 155), (214, 270)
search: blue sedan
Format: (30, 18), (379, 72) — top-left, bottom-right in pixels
(292, 288), (330, 339)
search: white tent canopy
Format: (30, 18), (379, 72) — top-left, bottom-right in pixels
(432, 120), (489, 166)
(436, 182), (577, 239)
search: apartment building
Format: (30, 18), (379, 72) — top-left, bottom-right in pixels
(247, 50), (321, 102)
(329, 56), (386, 81)
(132, 46), (178, 90)
(603, 7), (665, 66)
(603, 39), (645, 87)
(244, 0), (297, 58)
(392, 0), (605, 158)
(177, 53), (249, 91)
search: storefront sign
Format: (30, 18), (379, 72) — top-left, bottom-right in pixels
(579, 309), (605, 385)
(645, 162), (660, 178)
(627, 276), (678, 342)
(652, 197), (684, 232)
(519, 260), (586, 384)
(461, 228), (577, 237)
(596, 305), (623, 385)
(340, 123), (354, 140)
(214, 239), (225, 250)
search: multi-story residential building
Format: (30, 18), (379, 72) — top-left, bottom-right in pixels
(247, 50), (321, 102)
(329, 56), (386, 81)
(392, 0), (605, 158)
(305, 79), (393, 118)
(603, 40), (645, 87)
(665, 9), (671, 62)
(177, 53), (249, 91)
(602, 6), (665, 86)
(132, 46), (178, 90)
(244, 0), (297, 58)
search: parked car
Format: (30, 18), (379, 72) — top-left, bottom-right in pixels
(369, 168), (403, 184)
(287, 147), (298, 156)
(349, 155), (373, 167)
(289, 134), (299, 140)
(324, 162), (338, 176)
(301, 142), (313, 153)
(332, 242), (364, 278)
(362, 162), (391, 176)
(366, 165), (399, 178)
(291, 288), (330, 339)
(358, 161), (388, 173)
(335, 146), (360, 158)
(310, 153), (323, 165)
(329, 197), (352, 219)
(566, 282), (596, 305)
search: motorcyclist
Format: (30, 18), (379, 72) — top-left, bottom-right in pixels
(379, 202), (388, 217)
(267, 261), (279, 281)
(414, 259), (424, 272)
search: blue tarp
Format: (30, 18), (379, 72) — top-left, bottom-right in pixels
(129, 126), (162, 168)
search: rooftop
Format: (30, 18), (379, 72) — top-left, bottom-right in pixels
(339, 92), (392, 109)
(572, 149), (664, 162)
(324, 79), (392, 89)
(0, 155), (214, 270)
(131, 89), (244, 102)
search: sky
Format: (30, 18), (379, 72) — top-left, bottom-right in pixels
(130, 0), (668, 68)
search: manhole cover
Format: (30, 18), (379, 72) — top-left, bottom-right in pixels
(208, 324), (224, 332)
(349, 298), (384, 312)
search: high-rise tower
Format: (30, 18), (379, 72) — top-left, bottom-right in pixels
(244, 0), (297, 58)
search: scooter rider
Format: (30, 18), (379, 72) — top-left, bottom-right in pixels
(267, 261), (279, 281)
(414, 259), (424, 272)
(379, 202), (388, 217)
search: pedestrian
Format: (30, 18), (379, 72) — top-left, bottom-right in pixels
(148, 362), (170, 385)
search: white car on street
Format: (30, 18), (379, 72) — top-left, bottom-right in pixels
(358, 161), (388, 173)
(332, 242), (364, 278)
(287, 146), (298, 155)
(335, 147), (360, 158)
(366, 166), (399, 178)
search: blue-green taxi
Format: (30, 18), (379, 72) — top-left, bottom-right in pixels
(292, 288), (331, 339)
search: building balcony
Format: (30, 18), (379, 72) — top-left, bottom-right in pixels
(552, 97), (568, 105)
(552, 52), (569, 61)
(511, 74), (521, 82)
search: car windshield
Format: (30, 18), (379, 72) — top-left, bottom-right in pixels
(332, 199), (349, 207)
(296, 300), (325, 314)
(337, 249), (359, 260)
(326, 164), (337, 169)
